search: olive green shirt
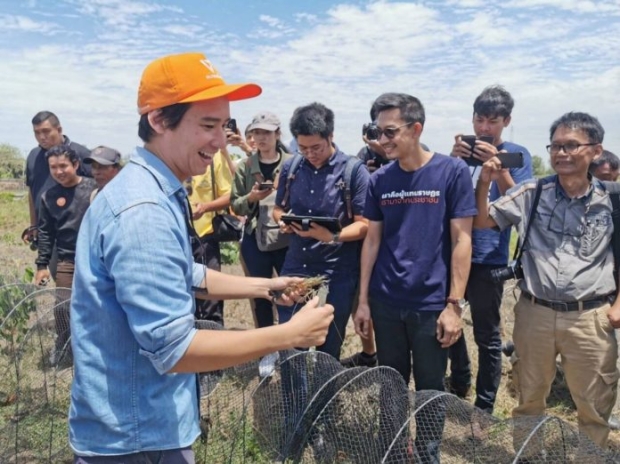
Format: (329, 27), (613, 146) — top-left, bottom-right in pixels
(230, 149), (291, 235)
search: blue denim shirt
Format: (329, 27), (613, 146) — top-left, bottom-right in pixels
(69, 147), (205, 456)
(275, 147), (369, 276)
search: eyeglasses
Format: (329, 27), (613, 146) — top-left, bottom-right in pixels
(546, 142), (598, 155)
(298, 141), (329, 156)
(375, 122), (413, 140)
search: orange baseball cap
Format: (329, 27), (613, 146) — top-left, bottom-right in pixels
(137, 52), (262, 114)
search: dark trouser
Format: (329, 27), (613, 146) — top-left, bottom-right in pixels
(240, 231), (287, 328)
(278, 271), (357, 359)
(448, 263), (504, 412)
(74, 447), (194, 463)
(371, 298), (447, 464)
(192, 235), (224, 325)
(54, 260), (74, 360)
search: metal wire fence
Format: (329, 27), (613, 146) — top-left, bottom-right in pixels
(1, 284), (619, 463)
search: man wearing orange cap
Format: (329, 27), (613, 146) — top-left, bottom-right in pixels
(68, 52), (333, 462)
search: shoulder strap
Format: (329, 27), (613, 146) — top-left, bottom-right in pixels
(513, 178), (544, 261)
(604, 181), (620, 278)
(281, 154), (304, 210)
(209, 161), (217, 201)
(342, 156), (364, 220)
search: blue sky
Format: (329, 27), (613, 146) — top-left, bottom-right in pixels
(1, 0), (619, 160)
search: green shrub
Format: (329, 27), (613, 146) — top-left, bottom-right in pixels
(0, 267), (37, 356)
(221, 242), (240, 265)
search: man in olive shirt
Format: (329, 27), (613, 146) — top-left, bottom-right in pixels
(475, 112), (620, 447)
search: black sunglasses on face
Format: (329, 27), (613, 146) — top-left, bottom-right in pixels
(369, 122), (414, 140)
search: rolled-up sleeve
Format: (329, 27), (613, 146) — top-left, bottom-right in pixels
(102, 201), (197, 374)
(489, 182), (531, 232)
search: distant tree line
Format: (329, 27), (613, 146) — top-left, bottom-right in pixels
(532, 154), (554, 178)
(0, 144), (25, 180)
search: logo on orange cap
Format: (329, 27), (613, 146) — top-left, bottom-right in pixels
(137, 52), (261, 114)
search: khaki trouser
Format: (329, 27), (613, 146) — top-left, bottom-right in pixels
(512, 295), (618, 448)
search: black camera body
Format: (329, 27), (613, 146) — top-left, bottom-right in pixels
(226, 118), (237, 133)
(490, 260), (523, 283)
(362, 123), (380, 141)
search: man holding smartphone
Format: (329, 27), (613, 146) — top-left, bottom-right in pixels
(449, 85), (533, 414)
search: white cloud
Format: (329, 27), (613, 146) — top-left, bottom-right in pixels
(249, 14), (296, 39)
(294, 12), (318, 23)
(504, 0), (620, 14)
(0, 14), (60, 34)
(161, 24), (203, 38)
(66, 0), (183, 30)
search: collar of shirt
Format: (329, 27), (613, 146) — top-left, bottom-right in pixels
(554, 173), (598, 203)
(249, 147), (287, 176)
(130, 146), (186, 199)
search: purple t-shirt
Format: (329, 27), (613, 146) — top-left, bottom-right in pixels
(364, 153), (477, 309)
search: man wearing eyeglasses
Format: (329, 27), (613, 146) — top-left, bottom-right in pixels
(475, 112), (619, 448)
(447, 86), (533, 414)
(273, 102), (370, 361)
(354, 92), (476, 462)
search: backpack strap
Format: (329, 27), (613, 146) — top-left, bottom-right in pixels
(281, 154), (304, 210)
(342, 156), (364, 220)
(513, 178), (544, 262)
(603, 181), (620, 281)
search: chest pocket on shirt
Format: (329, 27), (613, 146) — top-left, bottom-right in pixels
(581, 211), (612, 256)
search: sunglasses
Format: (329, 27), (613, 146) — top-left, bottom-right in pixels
(368, 122), (414, 140)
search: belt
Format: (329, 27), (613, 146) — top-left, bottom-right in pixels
(522, 290), (615, 312)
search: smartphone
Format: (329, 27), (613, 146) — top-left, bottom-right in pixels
(259, 182), (274, 191)
(226, 118), (237, 133)
(462, 135), (494, 149)
(497, 152), (524, 169)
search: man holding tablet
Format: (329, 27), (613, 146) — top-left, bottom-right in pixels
(274, 102), (370, 360)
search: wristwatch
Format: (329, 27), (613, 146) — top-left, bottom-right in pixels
(327, 232), (340, 245)
(446, 297), (467, 309)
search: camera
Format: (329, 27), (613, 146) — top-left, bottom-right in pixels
(226, 118), (237, 133)
(490, 260), (523, 283)
(362, 123), (380, 141)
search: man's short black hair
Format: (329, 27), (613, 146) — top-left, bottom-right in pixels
(138, 103), (192, 142)
(549, 112), (604, 144)
(45, 144), (79, 164)
(473, 86), (514, 119)
(371, 93), (425, 126)
(589, 149), (619, 172)
(289, 102), (334, 140)
(32, 111), (60, 127)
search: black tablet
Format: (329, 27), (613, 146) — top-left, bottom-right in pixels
(280, 215), (342, 233)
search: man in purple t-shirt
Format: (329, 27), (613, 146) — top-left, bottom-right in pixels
(354, 92), (476, 461)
